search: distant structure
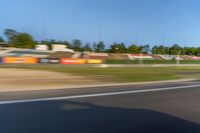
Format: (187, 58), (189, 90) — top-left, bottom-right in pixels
(35, 44), (74, 52)
(52, 44), (74, 52)
(0, 42), (9, 47)
(35, 44), (48, 51)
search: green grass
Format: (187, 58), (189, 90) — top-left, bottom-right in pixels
(3, 65), (200, 83)
(105, 60), (200, 64)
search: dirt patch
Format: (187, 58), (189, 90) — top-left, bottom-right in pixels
(0, 68), (100, 91)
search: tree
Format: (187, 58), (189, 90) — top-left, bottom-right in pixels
(184, 47), (196, 55)
(15, 33), (35, 48)
(109, 42), (127, 53)
(94, 41), (105, 52)
(0, 36), (4, 42)
(152, 45), (158, 54)
(92, 42), (97, 52)
(139, 44), (150, 54)
(196, 47), (200, 56)
(62, 41), (70, 48)
(169, 44), (183, 55)
(152, 45), (169, 54)
(4, 29), (36, 48)
(83, 42), (92, 52)
(71, 39), (82, 51)
(127, 44), (140, 53)
(4, 29), (19, 47)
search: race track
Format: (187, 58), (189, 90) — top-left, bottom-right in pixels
(1, 80), (200, 133)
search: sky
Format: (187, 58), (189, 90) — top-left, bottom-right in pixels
(1, 0), (200, 47)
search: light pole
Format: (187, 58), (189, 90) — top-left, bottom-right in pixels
(139, 52), (143, 65)
(176, 51), (181, 65)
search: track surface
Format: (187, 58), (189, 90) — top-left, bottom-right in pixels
(1, 80), (200, 133)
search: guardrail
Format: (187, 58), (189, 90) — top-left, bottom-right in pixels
(0, 57), (200, 65)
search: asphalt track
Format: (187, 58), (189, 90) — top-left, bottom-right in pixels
(1, 80), (200, 133)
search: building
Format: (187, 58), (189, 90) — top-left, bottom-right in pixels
(0, 42), (9, 47)
(52, 44), (74, 52)
(35, 44), (49, 51)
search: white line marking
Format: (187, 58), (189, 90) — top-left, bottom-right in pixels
(1, 84), (200, 105)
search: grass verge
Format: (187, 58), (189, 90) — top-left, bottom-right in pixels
(1, 65), (200, 83)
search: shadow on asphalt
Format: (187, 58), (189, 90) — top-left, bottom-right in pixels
(1, 100), (200, 133)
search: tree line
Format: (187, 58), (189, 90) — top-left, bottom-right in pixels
(1, 29), (200, 55)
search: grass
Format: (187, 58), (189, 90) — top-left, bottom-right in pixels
(105, 60), (200, 64)
(2, 65), (200, 83)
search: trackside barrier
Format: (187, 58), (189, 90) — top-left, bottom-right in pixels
(39, 58), (60, 64)
(49, 58), (60, 64)
(0, 58), (3, 63)
(61, 58), (86, 64)
(87, 59), (103, 64)
(3, 57), (38, 64)
(39, 58), (49, 63)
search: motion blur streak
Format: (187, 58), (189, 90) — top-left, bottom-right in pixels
(1, 84), (200, 105)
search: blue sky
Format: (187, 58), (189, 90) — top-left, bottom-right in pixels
(1, 0), (200, 47)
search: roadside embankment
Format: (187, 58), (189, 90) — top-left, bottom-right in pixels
(0, 66), (199, 92)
